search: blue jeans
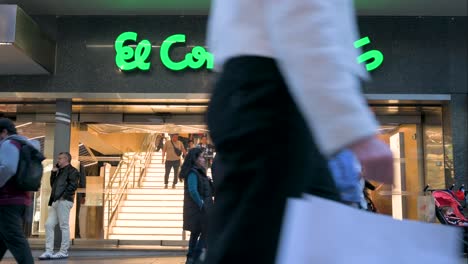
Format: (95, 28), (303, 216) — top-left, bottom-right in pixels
(187, 230), (206, 260)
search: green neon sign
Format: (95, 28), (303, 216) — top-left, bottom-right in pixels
(115, 32), (213, 72)
(115, 32), (151, 71)
(354, 36), (384, 71)
(114, 32), (383, 72)
(160, 34), (213, 71)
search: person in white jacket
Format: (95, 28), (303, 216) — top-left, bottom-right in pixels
(204, 0), (394, 263)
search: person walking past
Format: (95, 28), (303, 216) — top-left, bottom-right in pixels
(0, 118), (38, 264)
(196, 136), (215, 170)
(205, 0), (394, 262)
(162, 134), (186, 189)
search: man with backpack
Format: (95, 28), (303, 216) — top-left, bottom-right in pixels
(0, 118), (41, 264)
(39, 152), (79, 260)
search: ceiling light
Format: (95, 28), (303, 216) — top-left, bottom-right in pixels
(16, 122), (32, 128)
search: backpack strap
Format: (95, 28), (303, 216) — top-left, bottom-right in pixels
(9, 139), (22, 151)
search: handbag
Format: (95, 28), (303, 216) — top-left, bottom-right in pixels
(171, 141), (182, 157)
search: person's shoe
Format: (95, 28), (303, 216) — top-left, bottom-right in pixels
(185, 258), (194, 264)
(51, 252), (69, 259)
(38, 251), (54, 260)
(164, 184), (168, 189)
(172, 184), (176, 189)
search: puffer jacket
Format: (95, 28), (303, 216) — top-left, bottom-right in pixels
(183, 167), (214, 232)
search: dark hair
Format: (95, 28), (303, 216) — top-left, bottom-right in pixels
(0, 118), (17, 135)
(59, 152), (72, 163)
(179, 148), (203, 181)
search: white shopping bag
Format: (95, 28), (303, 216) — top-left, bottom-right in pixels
(276, 195), (461, 264)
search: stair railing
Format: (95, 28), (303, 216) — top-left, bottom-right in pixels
(137, 134), (162, 188)
(104, 133), (159, 238)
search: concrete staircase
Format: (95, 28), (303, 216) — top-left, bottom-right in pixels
(107, 151), (191, 241)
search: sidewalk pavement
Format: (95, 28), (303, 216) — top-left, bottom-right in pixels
(2, 251), (467, 263)
(2, 256), (186, 264)
(2, 250), (187, 264)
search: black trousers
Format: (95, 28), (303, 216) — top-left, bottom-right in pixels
(165, 160), (181, 185)
(205, 57), (340, 264)
(0, 205), (34, 264)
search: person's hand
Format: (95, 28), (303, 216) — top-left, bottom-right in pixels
(349, 136), (394, 184)
(52, 167), (58, 172)
(161, 159), (165, 164)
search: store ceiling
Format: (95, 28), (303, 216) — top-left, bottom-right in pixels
(0, 0), (466, 16)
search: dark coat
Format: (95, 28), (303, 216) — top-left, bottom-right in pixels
(183, 167), (214, 232)
(48, 164), (79, 206)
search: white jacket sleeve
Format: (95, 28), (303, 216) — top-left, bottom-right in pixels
(265, 0), (379, 156)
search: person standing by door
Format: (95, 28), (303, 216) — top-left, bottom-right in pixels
(162, 134), (187, 189)
(180, 148), (214, 264)
(39, 152), (79, 260)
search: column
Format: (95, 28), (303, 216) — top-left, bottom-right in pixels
(450, 94), (468, 187)
(52, 100), (76, 246)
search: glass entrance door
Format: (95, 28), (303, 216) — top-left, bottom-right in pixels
(372, 123), (423, 220)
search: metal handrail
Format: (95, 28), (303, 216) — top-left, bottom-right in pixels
(104, 133), (159, 238)
(137, 134), (161, 188)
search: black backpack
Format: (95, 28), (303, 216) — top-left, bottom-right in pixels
(13, 140), (46, 191)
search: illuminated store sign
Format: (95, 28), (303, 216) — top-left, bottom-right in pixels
(115, 32), (213, 71)
(354, 37), (384, 72)
(115, 32), (383, 72)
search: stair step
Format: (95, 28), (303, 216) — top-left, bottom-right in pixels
(140, 177), (173, 181)
(120, 207), (182, 213)
(140, 181), (184, 186)
(147, 168), (170, 173)
(126, 194), (183, 201)
(142, 182), (184, 188)
(108, 234), (185, 241)
(144, 173), (169, 177)
(123, 200), (183, 207)
(115, 220), (183, 227)
(118, 213), (183, 220)
(112, 227), (184, 235)
(127, 189), (184, 195)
